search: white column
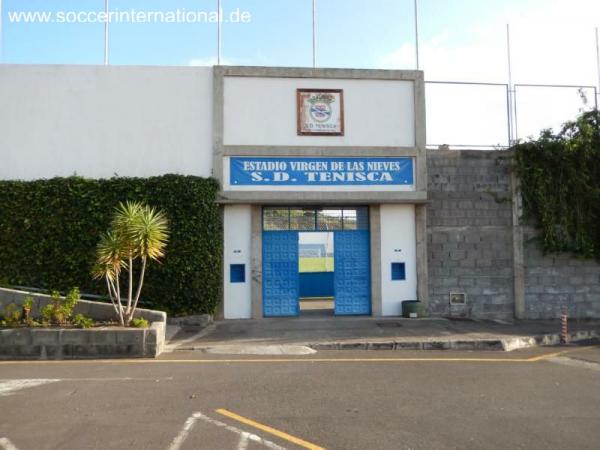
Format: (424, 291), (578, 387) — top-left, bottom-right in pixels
(223, 205), (252, 319)
(380, 204), (417, 316)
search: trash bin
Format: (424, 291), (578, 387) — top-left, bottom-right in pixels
(402, 300), (426, 318)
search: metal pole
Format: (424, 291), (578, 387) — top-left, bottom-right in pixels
(560, 308), (569, 344)
(312, 0), (317, 68)
(0, 0), (4, 64)
(103, 0), (109, 65)
(505, 85), (511, 148)
(414, 0), (419, 70)
(595, 27), (600, 109)
(217, 0), (222, 65)
(513, 86), (519, 142)
(506, 24), (514, 144)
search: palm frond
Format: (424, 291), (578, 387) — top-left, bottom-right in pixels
(95, 230), (126, 271)
(131, 205), (169, 261)
(112, 201), (143, 255)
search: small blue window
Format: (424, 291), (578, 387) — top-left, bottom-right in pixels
(230, 264), (245, 283)
(391, 262), (406, 281)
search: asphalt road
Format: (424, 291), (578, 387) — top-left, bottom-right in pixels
(1, 346), (600, 450)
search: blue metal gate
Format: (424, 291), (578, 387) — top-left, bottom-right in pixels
(334, 230), (371, 315)
(262, 231), (299, 317)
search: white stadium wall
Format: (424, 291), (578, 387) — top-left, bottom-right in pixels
(223, 76), (415, 147)
(0, 65), (214, 180)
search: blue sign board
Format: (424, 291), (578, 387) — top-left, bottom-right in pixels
(230, 157), (413, 186)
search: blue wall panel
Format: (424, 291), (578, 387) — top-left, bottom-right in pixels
(262, 231), (299, 317)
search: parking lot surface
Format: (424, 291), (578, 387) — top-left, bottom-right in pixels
(1, 346), (600, 450)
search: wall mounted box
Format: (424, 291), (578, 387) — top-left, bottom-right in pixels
(230, 264), (246, 283)
(391, 262), (406, 281)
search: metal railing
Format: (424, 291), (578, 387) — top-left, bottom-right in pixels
(425, 81), (598, 149)
(425, 81), (511, 149)
(513, 84), (598, 141)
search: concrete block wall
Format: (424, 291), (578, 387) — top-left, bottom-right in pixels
(426, 149), (600, 320)
(426, 150), (515, 320)
(523, 227), (600, 319)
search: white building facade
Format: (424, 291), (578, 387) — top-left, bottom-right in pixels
(0, 64), (428, 319)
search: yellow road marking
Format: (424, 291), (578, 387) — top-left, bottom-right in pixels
(216, 408), (325, 450)
(0, 346), (596, 365)
(0, 357), (532, 364)
(528, 345), (599, 362)
(527, 350), (573, 362)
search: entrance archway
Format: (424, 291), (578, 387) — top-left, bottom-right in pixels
(262, 207), (371, 317)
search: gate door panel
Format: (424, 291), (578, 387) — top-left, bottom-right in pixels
(334, 230), (371, 315)
(262, 231), (299, 317)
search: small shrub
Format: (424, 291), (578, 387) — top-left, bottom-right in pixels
(41, 292), (60, 324)
(73, 314), (94, 329)
(1, 303), (21, 327)
(130, 317), (149, 328)
(22, 296), (34, 325)
(41, 288), (81, 325)
(63, 288), (80, 318)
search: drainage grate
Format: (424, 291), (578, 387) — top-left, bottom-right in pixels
(376, 322), (402, 328)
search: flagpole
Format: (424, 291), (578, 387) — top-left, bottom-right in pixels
(596, 27), (600, 109)
(0, 0), (4, 64)
(104, 0), (109, 65)
(414, 0), (419, 70)
(217, 0), (222, 65)
(506, 24), (514, 143)
(312, 0), (317, 68)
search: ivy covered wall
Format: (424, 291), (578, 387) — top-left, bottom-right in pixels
(512, 109), (600, 318)
(0, 175), (222, 316)
(512, 110), (600, 259)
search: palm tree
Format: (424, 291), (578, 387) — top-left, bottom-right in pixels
(92, 230), (126, 325)
(93, 201), (168, 326)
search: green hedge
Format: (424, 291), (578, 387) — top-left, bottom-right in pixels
(0, 175), (222, 315)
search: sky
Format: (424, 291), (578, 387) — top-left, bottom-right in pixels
(1, 0), (600, 145)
